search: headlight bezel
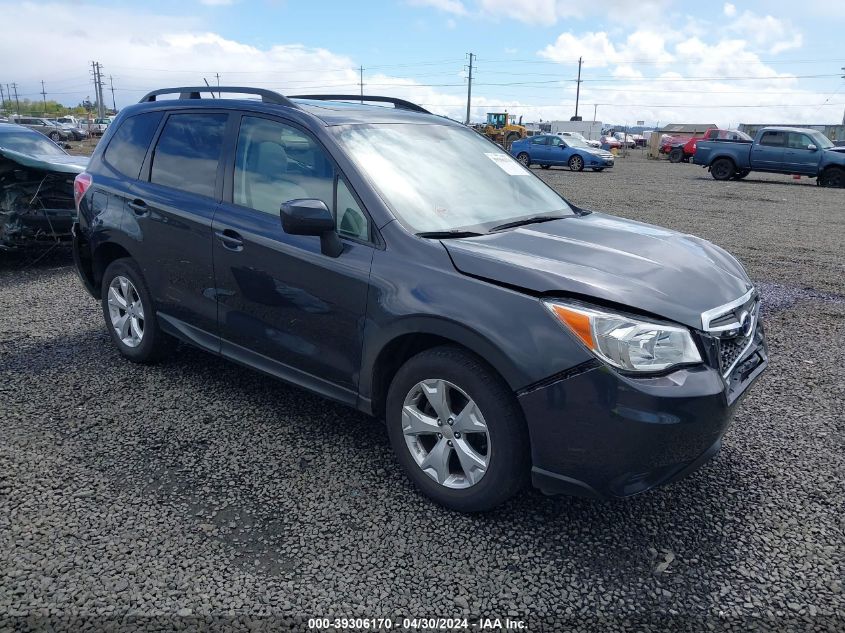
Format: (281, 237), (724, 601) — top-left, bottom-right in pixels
(543, 299), (704, 375)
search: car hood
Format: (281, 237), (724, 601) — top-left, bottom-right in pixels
(0, 147), (88, 174)
(442, 212), (752, 330)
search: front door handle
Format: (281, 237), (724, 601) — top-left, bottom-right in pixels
(128, 199), (148, 215)
(215, 228), (244, 251)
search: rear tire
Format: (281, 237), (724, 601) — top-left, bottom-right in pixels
(385, 346), (529, 512)
(710, 158), (735, 181)
(100, 258), (175, 364)
(49, 131), (61, 141)
(819, 167), (845, 188)
(568, 155), (584, 172)
(669, 147), (684, 163)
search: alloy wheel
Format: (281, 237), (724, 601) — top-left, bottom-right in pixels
(517, 153), (530, 166)
(107, 276), (145, 348)
(569, 156), (583, 171)
(401, 379), (490, 489)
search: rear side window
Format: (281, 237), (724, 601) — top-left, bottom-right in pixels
(759, 131), (785, 147)
(104, 112), (163, 179)
(150, 113), (228, 198)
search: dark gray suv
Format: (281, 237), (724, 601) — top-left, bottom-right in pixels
(72, 87), (768, 511)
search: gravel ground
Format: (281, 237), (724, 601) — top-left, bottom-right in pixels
(1, 153), (843, 632)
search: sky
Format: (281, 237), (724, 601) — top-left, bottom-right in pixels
(2, 0), (845, 127)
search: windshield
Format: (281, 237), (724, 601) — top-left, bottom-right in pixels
(0, 128), (67, 156)
(565, 137), (590, 148)
(335, 123), (574, 233)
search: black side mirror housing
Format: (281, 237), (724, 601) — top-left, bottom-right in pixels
(280, 199), (343, 257)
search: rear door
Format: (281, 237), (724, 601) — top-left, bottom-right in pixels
(129, 110), (231, 341)
(784, 131), (820, 175)
(752, 130), (785, 171)
(211, 114), (374, 401)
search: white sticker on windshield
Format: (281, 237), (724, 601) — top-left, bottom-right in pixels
(485, 152), (530, 176)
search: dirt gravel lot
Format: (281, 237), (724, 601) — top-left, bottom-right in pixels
(1, 153), (843, 632)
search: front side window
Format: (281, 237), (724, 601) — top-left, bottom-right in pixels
(234, 116), (334, 215)
(336, 123), (574, 234)
(549, 136), (563, 147)
(150, 112), (228, 198)
(104, 111), (163, 179)
(786, 133), (813, 150)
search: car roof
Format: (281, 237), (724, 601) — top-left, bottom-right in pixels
(762, 126), (822, 134)
(118, 96), (458, 128)
(0, 122), (43, 135)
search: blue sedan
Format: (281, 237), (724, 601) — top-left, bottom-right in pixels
(510, 134), (615, 172)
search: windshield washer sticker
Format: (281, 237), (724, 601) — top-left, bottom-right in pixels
(485, 152), (530, 176)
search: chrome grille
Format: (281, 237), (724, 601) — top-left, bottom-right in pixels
(701, 291), (760, 378)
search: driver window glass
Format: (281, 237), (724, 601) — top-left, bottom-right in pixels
(234, 116), (334, 215)
(549, 137), (562, 147)
(786, 133), (812, 149)
(336, 178), (369, 241)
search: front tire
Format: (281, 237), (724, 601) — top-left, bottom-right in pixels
(49, 131), (61, 141)
(568, 155), (584, 172)
(516, 152), (530, 167)
(100, 258), (175, 364)
(710, 158), (735, 181)
(385, 346), (529, 512)
(819, 167), (844, 188)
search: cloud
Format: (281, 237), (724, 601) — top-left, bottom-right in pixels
(199, 0), (235, 5)
(539, 30), (674, 67)
(723, 3), (736, 17)
(728, 9), (803, 54)
(408, 0), (467, 15)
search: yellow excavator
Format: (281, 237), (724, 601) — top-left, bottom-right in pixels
(478, 112), (527, 148)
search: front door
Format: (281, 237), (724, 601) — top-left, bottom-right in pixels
(529, 136), (550, 163)
(784, 131), (820, 175)
(212, 115), (374, 402)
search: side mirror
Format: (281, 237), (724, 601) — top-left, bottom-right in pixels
(807, 144), (817, 151)
(280, 199), (342, 257)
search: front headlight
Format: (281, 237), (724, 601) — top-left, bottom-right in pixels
(544, 301), (702, 372)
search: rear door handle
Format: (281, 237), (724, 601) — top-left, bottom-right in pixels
(214, 228), (244, 251)
(128, 199), (148, 215)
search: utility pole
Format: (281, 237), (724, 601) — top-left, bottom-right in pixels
(40, 80), (47, 114)
(109, 75), (116, 112)
(573, 56), (583, 121)
(465, 52), (474, 125)
(359, 65), (364, 103)
(97, 64), (106, 118)
(11, 82), (20, 115)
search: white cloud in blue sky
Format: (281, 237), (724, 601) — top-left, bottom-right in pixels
(2, 0), (843, 126)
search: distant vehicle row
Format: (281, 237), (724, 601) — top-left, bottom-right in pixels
(510, 134), (615, 172)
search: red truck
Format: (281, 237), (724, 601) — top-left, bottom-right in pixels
(665, 128), (753, 163)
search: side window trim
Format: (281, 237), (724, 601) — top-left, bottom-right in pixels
(225, 112), (376, 246)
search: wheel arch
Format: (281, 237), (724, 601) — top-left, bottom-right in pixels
(362, 318), (525, 419)
(92, 241), (133, 292)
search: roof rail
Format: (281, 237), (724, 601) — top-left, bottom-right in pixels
(289, 94), (430, 114)
(139, 87), (297, 108)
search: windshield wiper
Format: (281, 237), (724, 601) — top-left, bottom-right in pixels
(488, 215), (564, 233)
(416, 230), (485, 239)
